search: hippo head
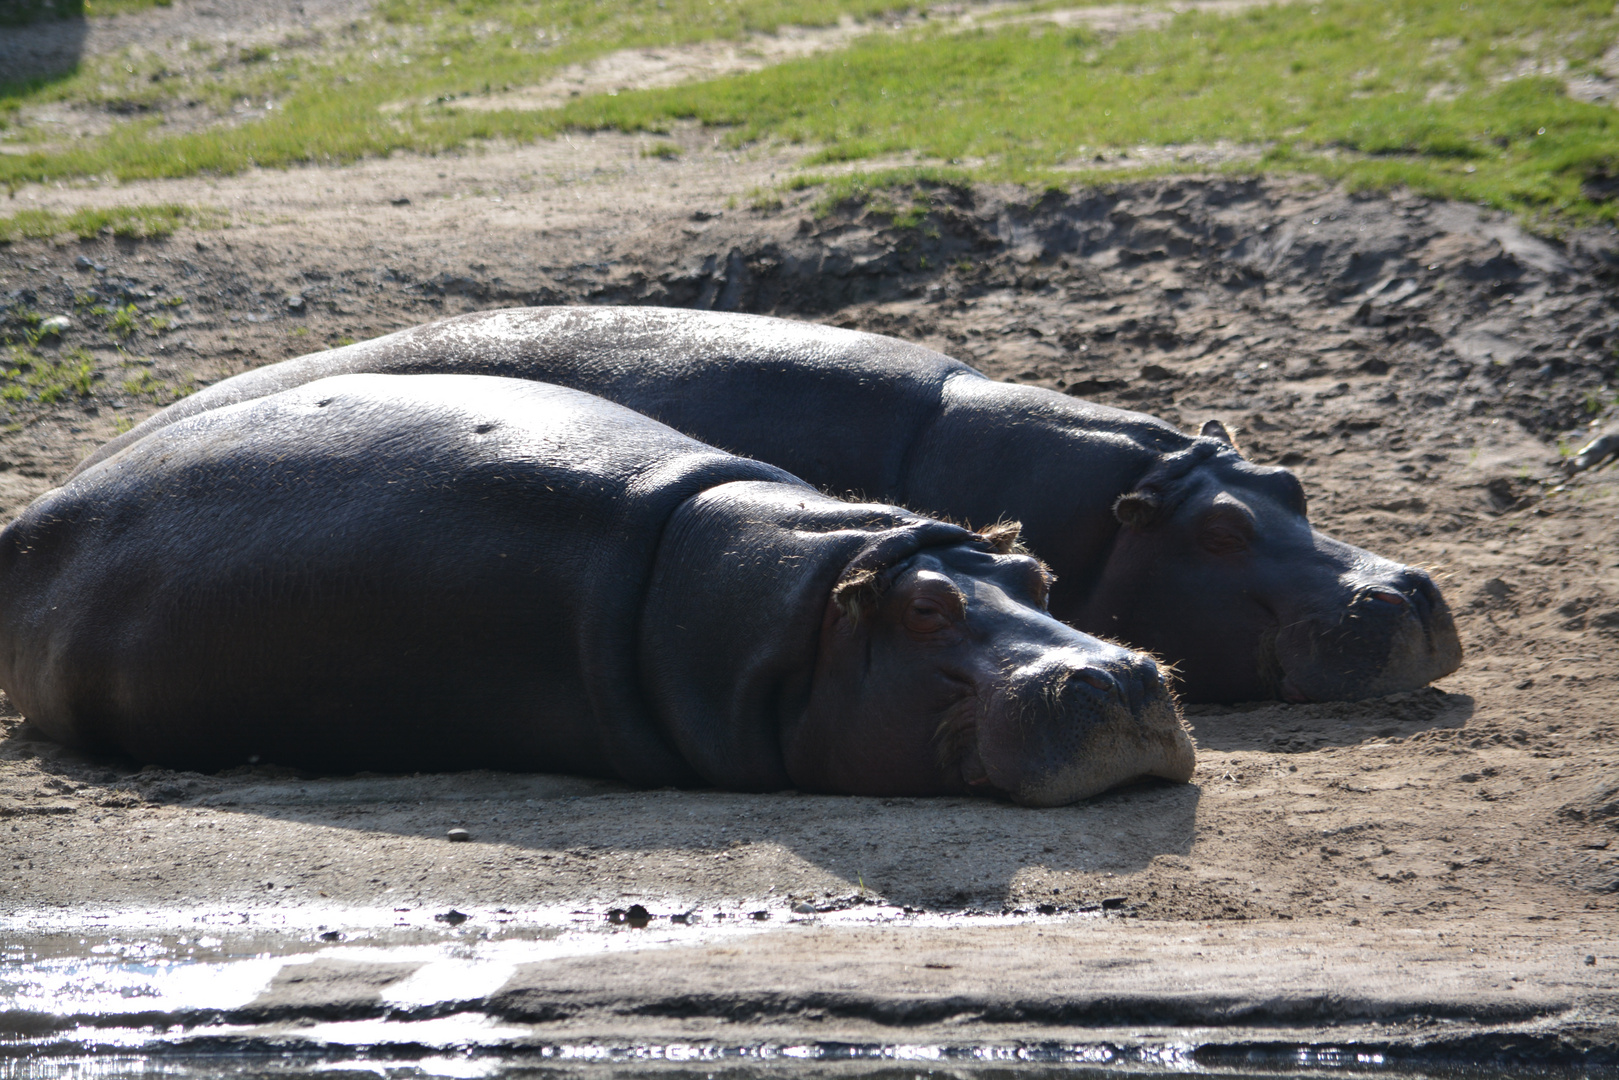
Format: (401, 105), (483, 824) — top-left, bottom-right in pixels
(786, 528), (1195, 806)
(1075, 423), (1462, 704)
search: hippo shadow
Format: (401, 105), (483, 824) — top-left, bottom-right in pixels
(0, 719), (1199, 911)
(1182, 687), (1474, 754)
(2, 5), (89, 86)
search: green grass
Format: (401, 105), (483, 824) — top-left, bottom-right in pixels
(552, 0), (1619, 224)
(1, 0), (1615, 226)
(0, 204), (219, 243)
(0, 345), (95, 405)
(0, 0), (946, 184)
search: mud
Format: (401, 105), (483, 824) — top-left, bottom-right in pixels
(0, 144), (1618, 1064)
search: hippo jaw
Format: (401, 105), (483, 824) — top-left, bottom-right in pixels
(1268, 566), (1464, 703)
(968, 648), (1196, 807)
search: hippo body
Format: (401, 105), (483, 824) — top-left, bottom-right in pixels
(79, 307), (1462, 703)
(4, 375), (1191, 803)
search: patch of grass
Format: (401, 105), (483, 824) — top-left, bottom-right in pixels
(554, 0), (1619, 224)
(641, 140), (682, 159)
(3, 0), (1615, 227)
(108, 303), (138, 339)
(112, 414), (136, 434)
(119, 366), (193, 401)
(0, 345), (95, 405)
(0, 0), (952, 185)
(0, 204), (220, 243)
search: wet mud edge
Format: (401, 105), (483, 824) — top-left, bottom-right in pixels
(8, 928), (1619, 1069)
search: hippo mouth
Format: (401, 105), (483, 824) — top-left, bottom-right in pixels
(1279, 676), (1313, 704)
(959, 743), (996, 790)
(935, 700), (1007, 796)
(947, 662), (1195, 806)
(1263, 580), (1463, 704)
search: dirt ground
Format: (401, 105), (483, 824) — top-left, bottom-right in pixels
(1, 133), (1618, 1058)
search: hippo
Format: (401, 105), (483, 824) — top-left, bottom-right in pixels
(76, 307), (1462, 703)
(3, 374), (1193, 804)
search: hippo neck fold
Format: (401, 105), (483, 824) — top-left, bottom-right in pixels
(637, 481), (982, 791)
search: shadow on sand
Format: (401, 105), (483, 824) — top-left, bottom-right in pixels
(1184, 687), (1473, 754)
(1, 715), (1199, 911)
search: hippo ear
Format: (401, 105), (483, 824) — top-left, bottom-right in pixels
(831, 567), (887, 626)
(1113, 490), (1162, 531)
(1200, 419), (1235, 445)
(977, 520), (1027, 555)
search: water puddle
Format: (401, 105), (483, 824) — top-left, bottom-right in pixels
(3, 905), (1613, 1080)
(1, 902), (1089, 1056)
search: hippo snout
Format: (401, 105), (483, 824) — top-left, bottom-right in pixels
(979, 648), (1194, 808)
(1275, 565), (1463, 703)
(1025, 652), (1162, 717)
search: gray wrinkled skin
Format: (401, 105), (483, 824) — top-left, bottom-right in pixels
(74, 307), (1462, 703)
(4, 374), (1191, 802)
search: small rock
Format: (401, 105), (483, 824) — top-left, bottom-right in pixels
(319, 930), (343, 942)
(1570, 430), (1619, 474)
(435, 909), (469, 925)
(390, 197), (411, 206)
(1586, 954), (1597, 966)
(74, 255), (94, 271)
(446, 827), (471, 842)
(1100, 896), (1128, 910)
(284, 295), (305, 313)
(609, 904), (652, 927)
(750, 910), (770, 921)
(1036, 903), (1058, 915)
(670, 911), (697, 925)
(792, 901), (816, 914)
(38, 315), (72, 335)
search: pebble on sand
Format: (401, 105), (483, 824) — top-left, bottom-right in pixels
(446, 827), (472, 842)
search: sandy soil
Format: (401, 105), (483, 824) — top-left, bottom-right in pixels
(0, 136), (1617, 1058)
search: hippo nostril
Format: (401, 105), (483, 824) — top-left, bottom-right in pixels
(1076, 670), (1112, 691)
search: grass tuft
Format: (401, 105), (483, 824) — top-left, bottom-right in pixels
(0, 345), (95, 405)
(0, 204), (221, 243)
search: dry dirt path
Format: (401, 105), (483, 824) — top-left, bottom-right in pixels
(0, 140), (1617, 1063)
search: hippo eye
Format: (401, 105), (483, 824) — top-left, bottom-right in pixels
(1197, 507), (1254, 556)
(903, 598), (954, 635)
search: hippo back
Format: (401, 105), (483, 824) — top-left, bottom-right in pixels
(73, 307), (973, 500)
